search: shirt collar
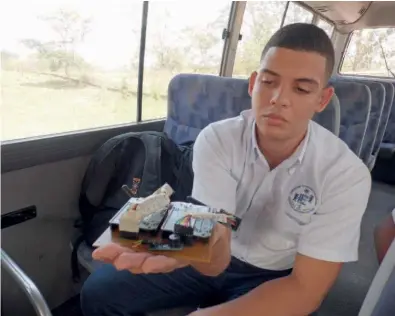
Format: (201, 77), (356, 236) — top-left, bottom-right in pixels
(249, 120), (311, 169)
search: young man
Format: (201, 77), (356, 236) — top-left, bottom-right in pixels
(81, 23), (371, 316)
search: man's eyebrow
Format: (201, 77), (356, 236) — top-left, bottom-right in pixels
(261, 68), (279, 77)
(295, 78), (319, 86)
(261, 68), (319, 86)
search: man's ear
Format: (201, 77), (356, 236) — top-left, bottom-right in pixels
(316, 86), (335, 113)
(248, 71), (258, 97)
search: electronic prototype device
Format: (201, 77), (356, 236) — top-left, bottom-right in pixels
(107, 183), (242, 255)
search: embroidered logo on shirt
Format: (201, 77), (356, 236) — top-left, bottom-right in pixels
(288, 185), (317, 213)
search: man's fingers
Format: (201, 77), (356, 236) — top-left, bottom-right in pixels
(113, 252), (153, 271)
(92, 243), (135, 262)
(142, 255), (188, 274)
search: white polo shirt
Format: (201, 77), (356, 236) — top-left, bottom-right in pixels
(191, 109), (372, 271)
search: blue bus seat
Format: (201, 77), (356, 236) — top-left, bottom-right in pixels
(370, 82), (394, 169)
(356, 82), (385, 167)
(382, 83), (395, 146)
(372, 82), (395, 184)
(329, 79), (372, 157)
(163, 73), (251, 145)
(312, 93), (341, 137)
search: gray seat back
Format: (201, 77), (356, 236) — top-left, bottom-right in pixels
(331, 77), (386, 165)
(329, 79), (372, 157)
(372, 82), (394, 153)
(312, 93), (341, 136)
(358, 82), (386, 165)
(383, 83), (395, 144)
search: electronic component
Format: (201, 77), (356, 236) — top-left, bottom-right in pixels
(174, 215), (194, 236)
(118, 183), (173, 239)
(148, 242), (183, 251)
(186, 197), (242, 231)
(161, 203), (216, 239)
(168, 233), (181, 248)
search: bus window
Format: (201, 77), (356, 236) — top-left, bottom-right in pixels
(142, 1), (231, 121)
(1, 0), (143, 141)
(283, 2), (313, 26)
(317, 18), (334, 38)
(233, 1), (287, 77)
(340, 28), (395, 78)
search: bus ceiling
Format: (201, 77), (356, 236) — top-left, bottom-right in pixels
(302, 1), (395, 33)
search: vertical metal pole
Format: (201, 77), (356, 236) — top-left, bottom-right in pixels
(280, 1), (290, 28)
(219, 1), (246, 77)
(137, 1), (149, 122)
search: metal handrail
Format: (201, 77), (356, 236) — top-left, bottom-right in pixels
(1, 249), (52, 316)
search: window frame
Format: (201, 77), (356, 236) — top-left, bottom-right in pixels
(1, 2), (234, 170)
(337, 28), (395, 80)
(2, 0), (341, 171)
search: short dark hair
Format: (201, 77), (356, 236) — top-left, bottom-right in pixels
(260, 23), (335, 81)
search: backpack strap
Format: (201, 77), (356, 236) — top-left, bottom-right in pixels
(137, 132), (165, 197)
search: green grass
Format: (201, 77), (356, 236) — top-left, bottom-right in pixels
(1, 70), (170, 141)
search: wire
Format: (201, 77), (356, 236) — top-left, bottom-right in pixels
(131, 240), (143, 248)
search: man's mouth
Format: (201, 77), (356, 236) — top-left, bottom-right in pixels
(263, 114), (287, 122)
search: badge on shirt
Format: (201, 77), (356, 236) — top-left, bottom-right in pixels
(288, 185), (317, 214)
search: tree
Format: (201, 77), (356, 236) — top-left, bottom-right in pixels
(233, 1), (287, 75)
(343, 28), (395, 76)
(21, 9), (91, 77)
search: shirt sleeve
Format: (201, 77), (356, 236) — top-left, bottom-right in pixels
(297, 163), (372, 262)
(191, 125), (237, 214)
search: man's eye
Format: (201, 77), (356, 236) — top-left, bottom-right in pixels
(261, 80), (273, 85)
(296, 87), (310, 94)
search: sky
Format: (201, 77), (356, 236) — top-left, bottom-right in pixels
(0, 0), (231, 69)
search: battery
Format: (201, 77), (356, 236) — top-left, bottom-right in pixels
(168, 233), (181, 248)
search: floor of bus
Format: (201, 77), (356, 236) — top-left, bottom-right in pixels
(52, 181), (395, 316)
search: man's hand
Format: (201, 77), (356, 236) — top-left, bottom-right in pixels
(92, 222), (231, 276)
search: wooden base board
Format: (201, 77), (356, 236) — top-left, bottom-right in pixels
(93, 227), (215, 263)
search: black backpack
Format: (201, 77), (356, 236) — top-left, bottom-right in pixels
(71, 131), (194, 281)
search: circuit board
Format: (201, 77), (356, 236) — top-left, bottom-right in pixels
(93, 200), (222, 262)
(93, 225), (215, 263)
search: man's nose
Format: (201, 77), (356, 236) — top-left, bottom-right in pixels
(269, 86), (291, 108)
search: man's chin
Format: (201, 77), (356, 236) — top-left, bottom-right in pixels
(259, 127), (289, 141)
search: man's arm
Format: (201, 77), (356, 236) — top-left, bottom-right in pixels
(191, 162), (372, 315)
(374, 208), (395, 264)
(192, 254), (342, 316)
(188, 125), (237, 276)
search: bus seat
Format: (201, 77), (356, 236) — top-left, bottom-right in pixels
(382, 83), (395, 146)
(163, 73), (251, 144)
(312, 92), (341, 137)
(358, 82), (385, 167)
(329, 79), (372, 157)
(331, 77), (386, 167)
(370, 82), (394, 169)
(372, 83), (395, 184)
